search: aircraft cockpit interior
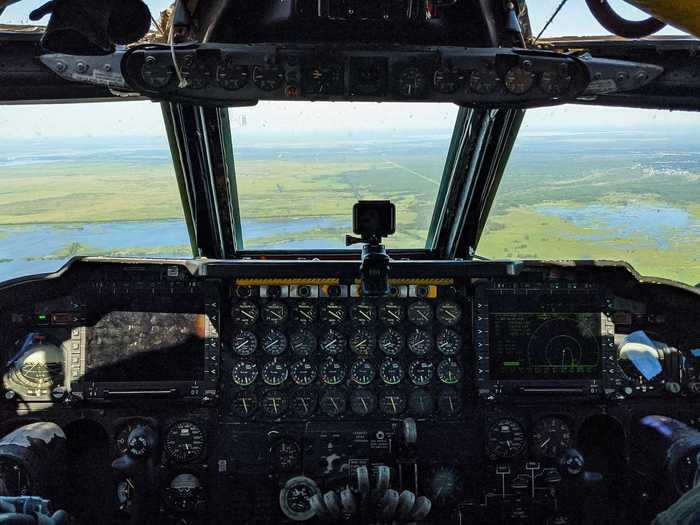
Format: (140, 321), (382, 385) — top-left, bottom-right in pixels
(0, 0), (698, 524)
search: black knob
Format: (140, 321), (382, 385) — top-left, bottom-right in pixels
(126, 424), (157, 458)
(557, 448), (585, 477)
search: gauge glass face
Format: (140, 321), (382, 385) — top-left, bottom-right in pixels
(320, 389), (346, 416)
(349, 328), (375, 356)
(262, 359), (288, 386)
(436, 329), (462, 356)
(262, 301), (288, 325)
(320, 329), (346, 355)
(180, 57), (212, 89)
(408, 301), (433, 326)
(261, 390), (288, 417)
(231, 392), (258, 417)
(216, 62), (249, 90)
(379, 359), (404, 385)
(409, 389), (434, 417)
(408, 360), (434, 386)
(290, 359), (317, 386)
(232, 360), (258, 386)
(379, 390), (406, 415)
(351, 301), (375, 324)
(320, 301), (346, 325)
(487, 418), (527, 458)
(290, 329), (316, 356)
(291, 389), (317, 417)
(436, 301), (462, 326)
(261, 329), (288, 355)
(531, 417), (573, 458)
(437, 359), (462, 384)
(320, 359), (346, 385)
(397, 66), (428, 97)
(433, 68), (465, 94)
(15, 338), (64, 389)
(232, 330), (257, 356)
(350, 359), (375, 385)
(304, 64), (343, 94)
(378, 329), (404, 356)
(437, 388), (462, 417)
(271, 439), (301, 471)
(379, 301), (404, 325)
(232, 300), (259, 326)
(280, 478), (319, 520)
(292, 301), (317, 324)
(407, 328), (433, 356)
(469, 68), (499, 94)
(141, 57), (173, 88)
(252, 65), (285, 91)
(350, 389), (377, 416)
(429, 466), (463, 506)
(115, 423), (138, 456)
(540, 70), (572, 96)
(504, 66), (535, 95)
(164, 422), (205, 463)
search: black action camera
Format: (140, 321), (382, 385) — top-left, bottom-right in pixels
(352, 200), (396, 242)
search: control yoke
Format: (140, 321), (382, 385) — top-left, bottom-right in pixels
(346, 201), (396, 297)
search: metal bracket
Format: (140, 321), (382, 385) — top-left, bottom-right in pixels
(40, 49), (132, 91)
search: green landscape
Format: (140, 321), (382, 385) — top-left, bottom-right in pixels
(0, 116), (698, 286)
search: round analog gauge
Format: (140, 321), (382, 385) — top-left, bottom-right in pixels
(320, 359), (346, 385)
(320, 329), (346, 355)
(116, 477), (134, 513)
(180, 57), (212, 89)
(379, 359), (404, 385)
(409, 389), (434, 417)
(164, 422), (205, 463)
(437, 388), (462, 417)
(350, 389), (377, 416)
(231, 330), (257, 356)
(14, 337), (64, 390)
(486, 418), (527, 458)
(379, 390), (406, 416)
(349, 328), (375, 356)
(231, 391), (258, 418)
(437, 359), (462, 385)
(428, 466), (463, 506)
(279, 476), (320, 522)
(407, 329), (433, 356)
(261, 329), (288, 356)
(320, 301), (346, 325)
(379, 301), (404, 325)
(262, 301), (288, 325)
(232, 360), (258, 386)
(115, 422), (138, 456)
(291, 389), (317, 417)
(290, 329), (316, 356)
(397, 66), (428, 97)
(531, 417), (573, 459)
(504, 66), (535, 95)
(232, 300), (259, 326)
(379, 329), (404, 356)
(292, 301), (317, 324)
(262, 359), (288, 386)
(408, 360), (434, 386)
(320, 388), (346, 416)
(469, 68), (500, 94)
(436, 329), (462, 356)
(290, 359), (317, 386)
(351, 301), (375, 325)
(433, 67), (465, 94)
(0, 459), (31, 497)
(141, 56), (173, 88)
(540, 70), (572, 96)
(350, 359), (375, 385)
(436, 301), (462, 326)
(304, 64), (343, 94)
(408, 301), (433, 326)
(261, 390), (288, 417)
(252, 64), (285, 91)
(271, 439), (301, 471)
(216, 62), (249, 90)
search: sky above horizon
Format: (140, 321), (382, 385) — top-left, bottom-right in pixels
(0, 1), (695, 139)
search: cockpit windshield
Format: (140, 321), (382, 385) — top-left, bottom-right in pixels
(228, 102), (459, 250)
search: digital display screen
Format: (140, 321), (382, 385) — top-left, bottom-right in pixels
(84, 312), (206, 382)
(489, 313), (603, 380)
